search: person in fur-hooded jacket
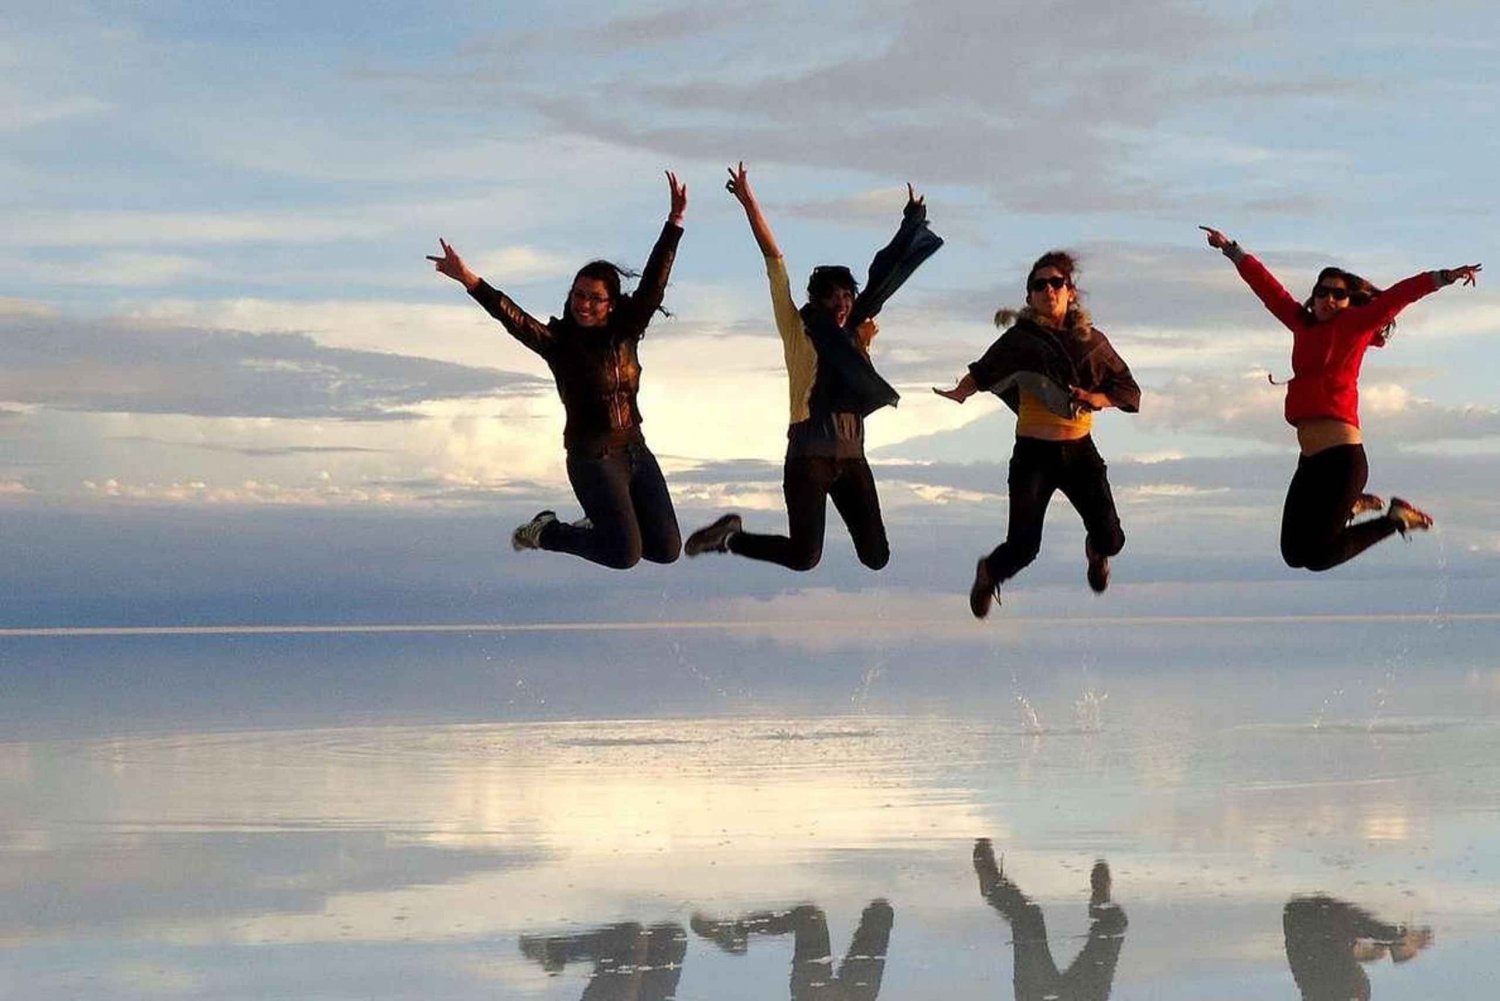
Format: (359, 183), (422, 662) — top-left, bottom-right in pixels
(934, 251), (1139, 619)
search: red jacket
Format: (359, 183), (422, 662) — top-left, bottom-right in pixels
(1233, 252), (1439, 428)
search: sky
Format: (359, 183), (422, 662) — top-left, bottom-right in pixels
(3, 0), (1499, 626)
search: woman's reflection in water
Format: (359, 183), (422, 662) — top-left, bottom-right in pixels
(1283, 895), (1432, 1000)
(692, 899), (893, 1000)
(520, 922), (686, 1001)
(973, 838), (1127, 1001)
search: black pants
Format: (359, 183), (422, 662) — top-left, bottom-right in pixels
(539, 436), (680, 569)
(985, 436), (1123, 583)
(728, 454), (890, 571)
(1280, 444), (1396, 571)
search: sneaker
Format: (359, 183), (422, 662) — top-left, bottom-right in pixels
(969, 558), (998, 619)
(1086, 539), (1111, 594)
(511, 510), (557, 551)
(570, 516), (593, 530)
(684, 513), (741, 556)
(1387, 497), (1434, 536)
(1350, 493), (1384, 518)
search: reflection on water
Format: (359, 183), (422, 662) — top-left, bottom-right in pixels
(691, 901), (892, 1000)
(973, 839), (1125, 1001)
(1284, 896), (1433, 1001)
(522, 923), (687, 1001)
(3, 655), (1499, 998)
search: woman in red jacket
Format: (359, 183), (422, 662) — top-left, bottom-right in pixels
(1201, 225), (1479, 571)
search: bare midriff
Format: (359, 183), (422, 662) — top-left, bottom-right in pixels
(1296, 417), (1362, 456)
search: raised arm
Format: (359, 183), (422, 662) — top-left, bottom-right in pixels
(627, 171), (688, 324)
(1200, 224), (1306, 332)
(849, 183), (943, 328)
(428, 238), (552, 354)
(1354, 262), (1483, 336)
(726, 162), (781, 259)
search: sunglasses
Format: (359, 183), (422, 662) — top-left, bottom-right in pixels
(1312, 285), (1351, 302)
(1028, 275), (1071, 293)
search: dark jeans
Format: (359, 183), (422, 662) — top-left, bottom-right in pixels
(729, 454), (890, 571)
(985, 436), (1123, 583)
(539, 436), (680, 569)
(1280, 444), (1395, 571)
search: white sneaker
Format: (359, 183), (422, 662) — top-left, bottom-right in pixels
(511, 510), (557, 551)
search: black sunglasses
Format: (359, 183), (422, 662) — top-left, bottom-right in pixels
(1028, 276), (1071, 293)
(1312, 285), (1351, 302)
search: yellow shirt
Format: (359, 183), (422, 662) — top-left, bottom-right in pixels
(1016, 388), (1092, 440)
(766, 255), (819, 424)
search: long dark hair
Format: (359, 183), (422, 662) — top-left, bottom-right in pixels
(562, 260), (671, 323)
(1303, 266), (1394, 340)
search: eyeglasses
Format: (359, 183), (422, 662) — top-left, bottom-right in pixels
(570, 288), (611, 307)
(1027, 276), (1071, 293)
(1312, 285), (1350, 302)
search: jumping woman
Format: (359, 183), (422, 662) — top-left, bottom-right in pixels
(1201, 225), (1480, 572)
(683, 163), (942, 570)
(428, 172), (687, 569)
(934, 252), (1139, 618)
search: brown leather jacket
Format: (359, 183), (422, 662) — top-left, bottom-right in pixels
(469, 222), (682, 455)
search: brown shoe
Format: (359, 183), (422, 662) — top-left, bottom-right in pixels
(969, 558), (998, 619)
(1387, 497), (1434, 536)
(1350, 492), (1385, 518)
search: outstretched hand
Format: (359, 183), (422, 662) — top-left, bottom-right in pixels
(932, 383), (969, 404)
(426, 238), (478, 289)
(724, 161), (755, 207)
(1199, 224), (1232, 250)
(1442, 263), (1482, 286)
(667, 170), (687, 225)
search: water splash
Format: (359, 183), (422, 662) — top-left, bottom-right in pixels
(1015, 694), (1043, 734)
(1073, 689), (1108, 733)
(1311, 688), (1344, 731)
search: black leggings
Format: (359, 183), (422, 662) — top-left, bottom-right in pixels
(539, 436), (680, 569)
(1280, 444), (1396, 571)
(728, 454), (890, 571)
(984, 436), (1124, 583)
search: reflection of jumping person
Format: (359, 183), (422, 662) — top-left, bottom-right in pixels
(934, 253), (1139, 618)
(1202, 226), (1480, 571)
(972, 839), (1126, 1001)
(520, 922), (687, 1001)
(1283, 895), (1432, 1001)
(683, 163), (942, 570)
(692, 899), (893, 1000)
(429, 172), (687, 569)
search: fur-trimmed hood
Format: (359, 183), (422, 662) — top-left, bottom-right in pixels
(993, 304), (1096, 340)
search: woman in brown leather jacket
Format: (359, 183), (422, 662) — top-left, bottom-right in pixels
(428, 172), (687, 569)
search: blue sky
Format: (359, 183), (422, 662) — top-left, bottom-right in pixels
(3, 1), (1498, 624)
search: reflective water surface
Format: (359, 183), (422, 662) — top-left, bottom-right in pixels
(4, 619), (1499, 998)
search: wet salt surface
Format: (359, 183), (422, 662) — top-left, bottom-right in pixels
(3, 624), (1500, 999)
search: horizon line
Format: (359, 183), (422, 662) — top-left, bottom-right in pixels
(1, 611), (1496, 638)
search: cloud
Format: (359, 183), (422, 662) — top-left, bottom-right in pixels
(0, 313), (548, 420)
